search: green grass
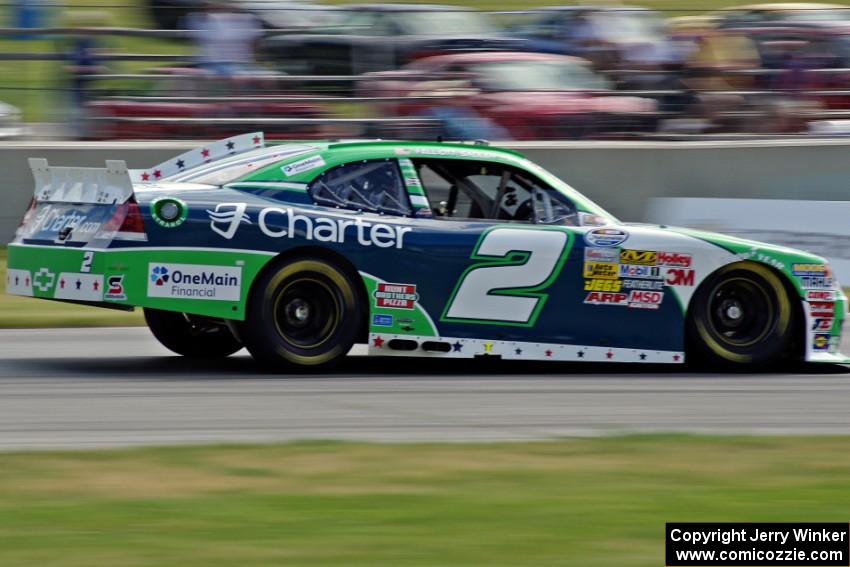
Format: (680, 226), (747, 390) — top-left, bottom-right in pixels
(0, 435), (849, 566)
(0, 248), (143, 328)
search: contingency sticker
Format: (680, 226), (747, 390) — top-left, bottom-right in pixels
(147, 263), (242, 301)
(281, 155), (326, 177)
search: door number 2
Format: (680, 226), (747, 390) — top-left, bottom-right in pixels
(441, 228), (570, 326)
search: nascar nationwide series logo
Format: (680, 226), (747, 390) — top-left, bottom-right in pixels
(207, 203), (412, 248)
(147, 263), (241, 301)
(373, 283), (419, 309)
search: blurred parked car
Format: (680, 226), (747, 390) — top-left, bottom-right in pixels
(716, 3), (850, 28)
(261, 4), (523, 77)
(363, 52), (657, 140)
(85, 66), (330, 140)
(509, 5), (674, 73)
(0, 101), (23, 139)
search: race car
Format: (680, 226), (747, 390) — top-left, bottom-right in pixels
(5, 133), (848, 369)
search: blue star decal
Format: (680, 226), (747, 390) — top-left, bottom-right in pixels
(176, 159), (185, 169)
(452, 341), (463, 352)
(226, 141), (235, 151)
(577, 350), (584, 358)
(515, 348), (522, 355)
(639, 353), (647, 360)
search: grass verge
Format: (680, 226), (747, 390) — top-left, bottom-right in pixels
(1, 435), (850, 566)
(0, 248), (143, 328)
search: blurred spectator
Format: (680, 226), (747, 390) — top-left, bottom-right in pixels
(186, 0), (264, 76)
(61, 11), (111, 137)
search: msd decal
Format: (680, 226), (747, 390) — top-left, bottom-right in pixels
(807, 290), (835, 301)
(628, 290), (663, 309)
(373, 283), (419, 309)
(147, 263), (242, 301)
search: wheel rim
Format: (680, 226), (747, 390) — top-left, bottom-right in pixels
(706, 276), (774, 348)
(272, 276), (341, 349)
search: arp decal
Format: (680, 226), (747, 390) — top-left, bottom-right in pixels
(584, 228), (628, 248)
(373, 283), (419, 310)
(584, 291), (629, 306)
(807, 290), (835, 301)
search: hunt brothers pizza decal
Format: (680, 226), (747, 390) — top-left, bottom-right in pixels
(374, 282), (419, 310)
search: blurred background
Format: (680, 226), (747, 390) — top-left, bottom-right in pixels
(7, 0), (850, 141)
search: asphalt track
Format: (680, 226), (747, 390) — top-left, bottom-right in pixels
(1, 327), (850, 449)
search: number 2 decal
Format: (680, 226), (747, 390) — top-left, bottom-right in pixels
(442, 227), (571, 326)
(80, 251), (94, 273)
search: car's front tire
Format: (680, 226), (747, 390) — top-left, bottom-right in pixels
(144, 308), (243, 358)
(241, 256), (363, 371)
(686, 262), (796, 367)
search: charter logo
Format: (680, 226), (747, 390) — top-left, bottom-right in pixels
(147, 263), (241, 301)
(207, 203), (252, 240)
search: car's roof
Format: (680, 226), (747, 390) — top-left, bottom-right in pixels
(342, 3), (470, 11)
(725, 2), (847, 11)
(533, 4), (653, 12)
(414, 50), (588, 65)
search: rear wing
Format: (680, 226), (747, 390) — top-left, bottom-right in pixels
(29, 158), (134, 205)
(129, 132), (265, 184)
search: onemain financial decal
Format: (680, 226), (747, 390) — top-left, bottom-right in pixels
(147, 263), (242, 301)
(207, 203), (412, 248)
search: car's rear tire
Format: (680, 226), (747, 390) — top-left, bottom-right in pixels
(686, 262), (796, 367)
(241, 256), (363, 371)
(144, 308), (243, 358)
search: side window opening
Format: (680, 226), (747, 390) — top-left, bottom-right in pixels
(309, 159), (412, 216)
(412, 158), (578, 225)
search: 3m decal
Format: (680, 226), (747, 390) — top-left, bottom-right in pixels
(666, 268), (695, 286)
(583, 262), (618, 279)
(584, 227), (628, 247)
(207, 203), (412, 248)
(373, 283), (419, 310)
(281, 155), (326, 177)
(442, 227), (571, 326)
(147, 263), (241, 301)
(584, 279), (622, 292)
(620, 249), (656, 265)
(105, 275), (127, 301)
(584, 292), (629, 306)
(619, 264), (662, 279)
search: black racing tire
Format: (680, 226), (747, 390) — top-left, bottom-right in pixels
(143, 308), (243, 358)
(241, 256), (363, 371)
(686, 262), (796, 367)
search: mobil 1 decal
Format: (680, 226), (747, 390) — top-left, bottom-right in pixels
(442, 227), (572, 326)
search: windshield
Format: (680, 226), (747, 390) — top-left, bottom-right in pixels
(590, 10), (666, 42)
(471, 60), (610, 91)
(400, 10), (496, 35)
(782, 8), (850, 21)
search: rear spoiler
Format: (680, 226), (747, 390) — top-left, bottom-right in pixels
(129, 132), (265, 184)
(29, 158), (134, 205)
